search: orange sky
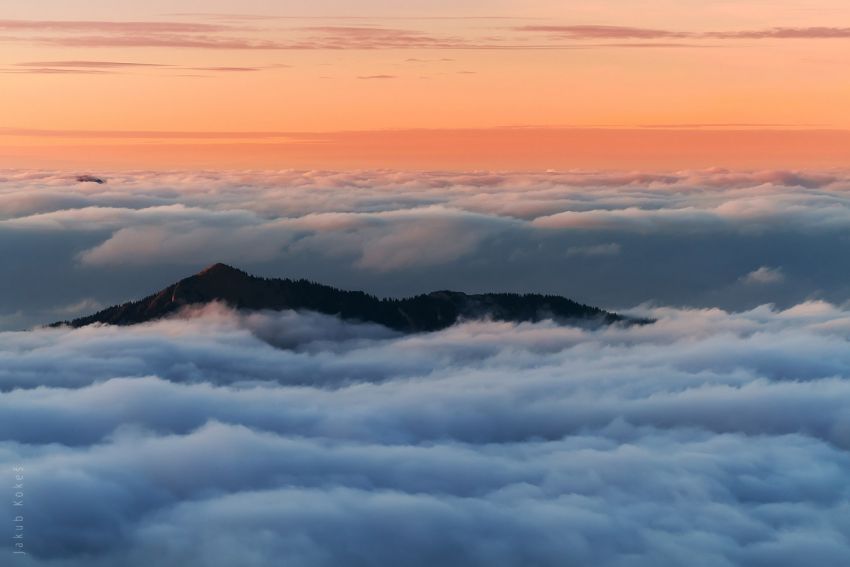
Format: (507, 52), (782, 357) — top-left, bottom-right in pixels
(2, 1), (850, 169)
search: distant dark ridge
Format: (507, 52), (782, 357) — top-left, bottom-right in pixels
(52, 263), (651, 332)
(75, 175), (105, 184)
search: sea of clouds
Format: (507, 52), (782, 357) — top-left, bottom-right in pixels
(2, 301), (850, 565)
(1, 168), (850, 329)
(2, 168), (850, 565)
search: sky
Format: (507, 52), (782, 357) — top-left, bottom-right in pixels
(2, 0), (850, 168)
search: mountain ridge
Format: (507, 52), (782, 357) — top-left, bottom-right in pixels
(53, 263), (649, 331)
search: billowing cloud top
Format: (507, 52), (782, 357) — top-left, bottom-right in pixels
(2, 166), (850, 565)
(3, 300), (850, 565)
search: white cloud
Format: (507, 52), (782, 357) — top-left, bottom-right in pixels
(742, 266), (785, 285)
(2, 167), (850, 562)
(2, 302), (850, 564)
(2, 167), (850, 330)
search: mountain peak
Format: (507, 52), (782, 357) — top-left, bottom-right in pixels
(54, 266), (650, 331)
(197, 263), (245, 277)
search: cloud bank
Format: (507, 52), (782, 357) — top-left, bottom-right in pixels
(2, 301), (850, 565)
(2, 168), (850, 329)
(3, 167), (849, 564)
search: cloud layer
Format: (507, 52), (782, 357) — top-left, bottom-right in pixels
(3, 167), (849, 564)
(3, 301), (850, 565)
(2, 168), (850, 329)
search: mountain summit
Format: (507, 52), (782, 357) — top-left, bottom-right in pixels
(55, 264), (645, 331)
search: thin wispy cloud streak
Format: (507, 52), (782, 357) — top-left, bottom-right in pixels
(1, 68), (117, 75)
(0, 19), (228, 32)
(15, 60), (168, 67)
(706, 26), (850, 39)
(3, 19), (850, 51)
(0, 127), (297, 138)
(517, 24), (850, 40)
(515, 25), (689, 39)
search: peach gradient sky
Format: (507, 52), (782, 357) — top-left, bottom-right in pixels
(2, 0), (850, 169)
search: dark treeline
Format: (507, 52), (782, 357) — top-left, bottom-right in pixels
(56, 263), (647, 331)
